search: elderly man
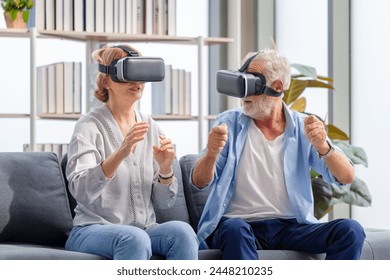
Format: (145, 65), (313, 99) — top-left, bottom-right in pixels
(191, 48), (365, 260)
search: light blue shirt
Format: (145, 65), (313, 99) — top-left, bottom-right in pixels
(191, 104), (344, 249)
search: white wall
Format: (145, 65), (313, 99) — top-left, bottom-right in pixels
(351, 0), (390, 229)
(0, 0), (209, 158)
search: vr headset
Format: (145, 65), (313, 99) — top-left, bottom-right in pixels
(98, 45), (165, 83)
(216, 52), (282, 98)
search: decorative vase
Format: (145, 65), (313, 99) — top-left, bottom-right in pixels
(4, 11), (28, 29)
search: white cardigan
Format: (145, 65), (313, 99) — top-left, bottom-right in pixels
(66, 104), (178, 229)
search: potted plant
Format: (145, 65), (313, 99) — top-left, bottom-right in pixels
(284, 63), (372, 219)
(1, 0), (33, 29)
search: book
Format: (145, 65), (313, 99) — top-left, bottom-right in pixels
(36, 65), (48, 114)
(167, 0), (176, 36)
(45, 0), (56, 31)
(118, 0), (126, 33)
(153, 0), (165, 35)
(85, 0), (95, 32)
(151, 80), (165, 115)
(55, 62), (65, 114)
(73, 62), (82, 114)
(27, 0), (45, 30)
(135, 0), (144, 34)
(104, 0), (114, 33)
(113, 0), (119, 33)
(178, 69), (185, 115)
(164, 64), (172, 114)
(184, 71), (191, 116)
(171, 68), (179, 115)
(63, 0), (73, 31)
(55, 0), (64, 31)
(73, 0), (85, 32)
(144, 0), (153, 35)
(125, 0), (135, 34)
(63, 62), (74, 113)
(47, 63), (56, 114)
(95, 0), (105, 33)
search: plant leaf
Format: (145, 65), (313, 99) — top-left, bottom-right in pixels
(289, 97), (306, 112)
(312, 177), (333, 219)
(22, 10), (30, 23)
(330, 177), (372, 207)
(317, 75), (333, 82)
(327, 124), (349, 140)
(283, 79), (309, 105)
(333, 141), (368, 167)
(291, 63), (317, 79)
(306, 79), (334, 90)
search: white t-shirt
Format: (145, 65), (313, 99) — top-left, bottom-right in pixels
(224, 120), (295, 221)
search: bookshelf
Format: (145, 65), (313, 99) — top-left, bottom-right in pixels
(0, 27), (232, 153)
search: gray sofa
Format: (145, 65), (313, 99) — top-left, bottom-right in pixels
(0, 152), (389, 260)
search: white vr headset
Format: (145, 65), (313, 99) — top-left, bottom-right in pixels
(98, 45), (165, 83)
(216, 52), (282, 98)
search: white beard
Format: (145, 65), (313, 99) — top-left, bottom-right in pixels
(242, 95), (277, 119)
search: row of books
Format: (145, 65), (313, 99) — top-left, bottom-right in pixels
(151, 65), (191, 116)
(29, 0), (177, 35)
(37, 61), (82, 115)
(23, 143), (69, 160)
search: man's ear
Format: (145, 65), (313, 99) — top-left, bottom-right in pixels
(272, 80), (284, 92)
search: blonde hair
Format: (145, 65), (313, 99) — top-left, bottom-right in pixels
(92, 44), (141, 102)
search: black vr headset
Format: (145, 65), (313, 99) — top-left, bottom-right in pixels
(98, 45), (165, 83)
(216, 52), (282, 98)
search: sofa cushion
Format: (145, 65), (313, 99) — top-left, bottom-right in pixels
(0, 152), (74, 246)
(60, 154), (190, 225)
(179, 154), (211, 232)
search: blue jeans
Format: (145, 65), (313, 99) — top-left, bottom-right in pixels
(65, 221), (199, 260)
(207, 217), (366, 260)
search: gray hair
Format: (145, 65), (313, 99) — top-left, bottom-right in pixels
(242, 48), (291, 90)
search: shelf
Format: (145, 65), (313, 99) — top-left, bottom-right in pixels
(0, 29), (233, 45)
(0, 28), (29, 38)
(0, 113), (30, 118)
(38, 113), (82, 120)
(37, 30), (233, 45)
(150, 115), (198, 121)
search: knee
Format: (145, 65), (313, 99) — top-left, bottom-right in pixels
(117, 229), (152, 259)
(168, 221), (198, 246)
(218, 218), (254, 242)
(336, 219), (366, 244)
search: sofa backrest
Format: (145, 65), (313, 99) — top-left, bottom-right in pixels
(179, 154), (211, 232)
(60, 154), (190, 225)
(0, 152), (74, 246)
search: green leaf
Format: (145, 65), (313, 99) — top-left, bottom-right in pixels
(306, 79), (334, 90)
(333, 141), (368, 167)
(291, 63), (317, 79)
(312, 177), (333, 219)
(283, 79), (309, 105)
(327, 124), (349, 140)
(22, 10), (29, 23)
(289, 97), (306, 112)
(330, 177), (372, 207)
(9, 9), (17, 20)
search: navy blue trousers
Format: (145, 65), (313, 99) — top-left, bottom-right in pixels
(207, 217), (366, 260)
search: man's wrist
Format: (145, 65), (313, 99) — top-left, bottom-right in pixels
(317, 139), (336, 159)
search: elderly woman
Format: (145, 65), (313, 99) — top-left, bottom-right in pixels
(65, 44), (198, 260)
